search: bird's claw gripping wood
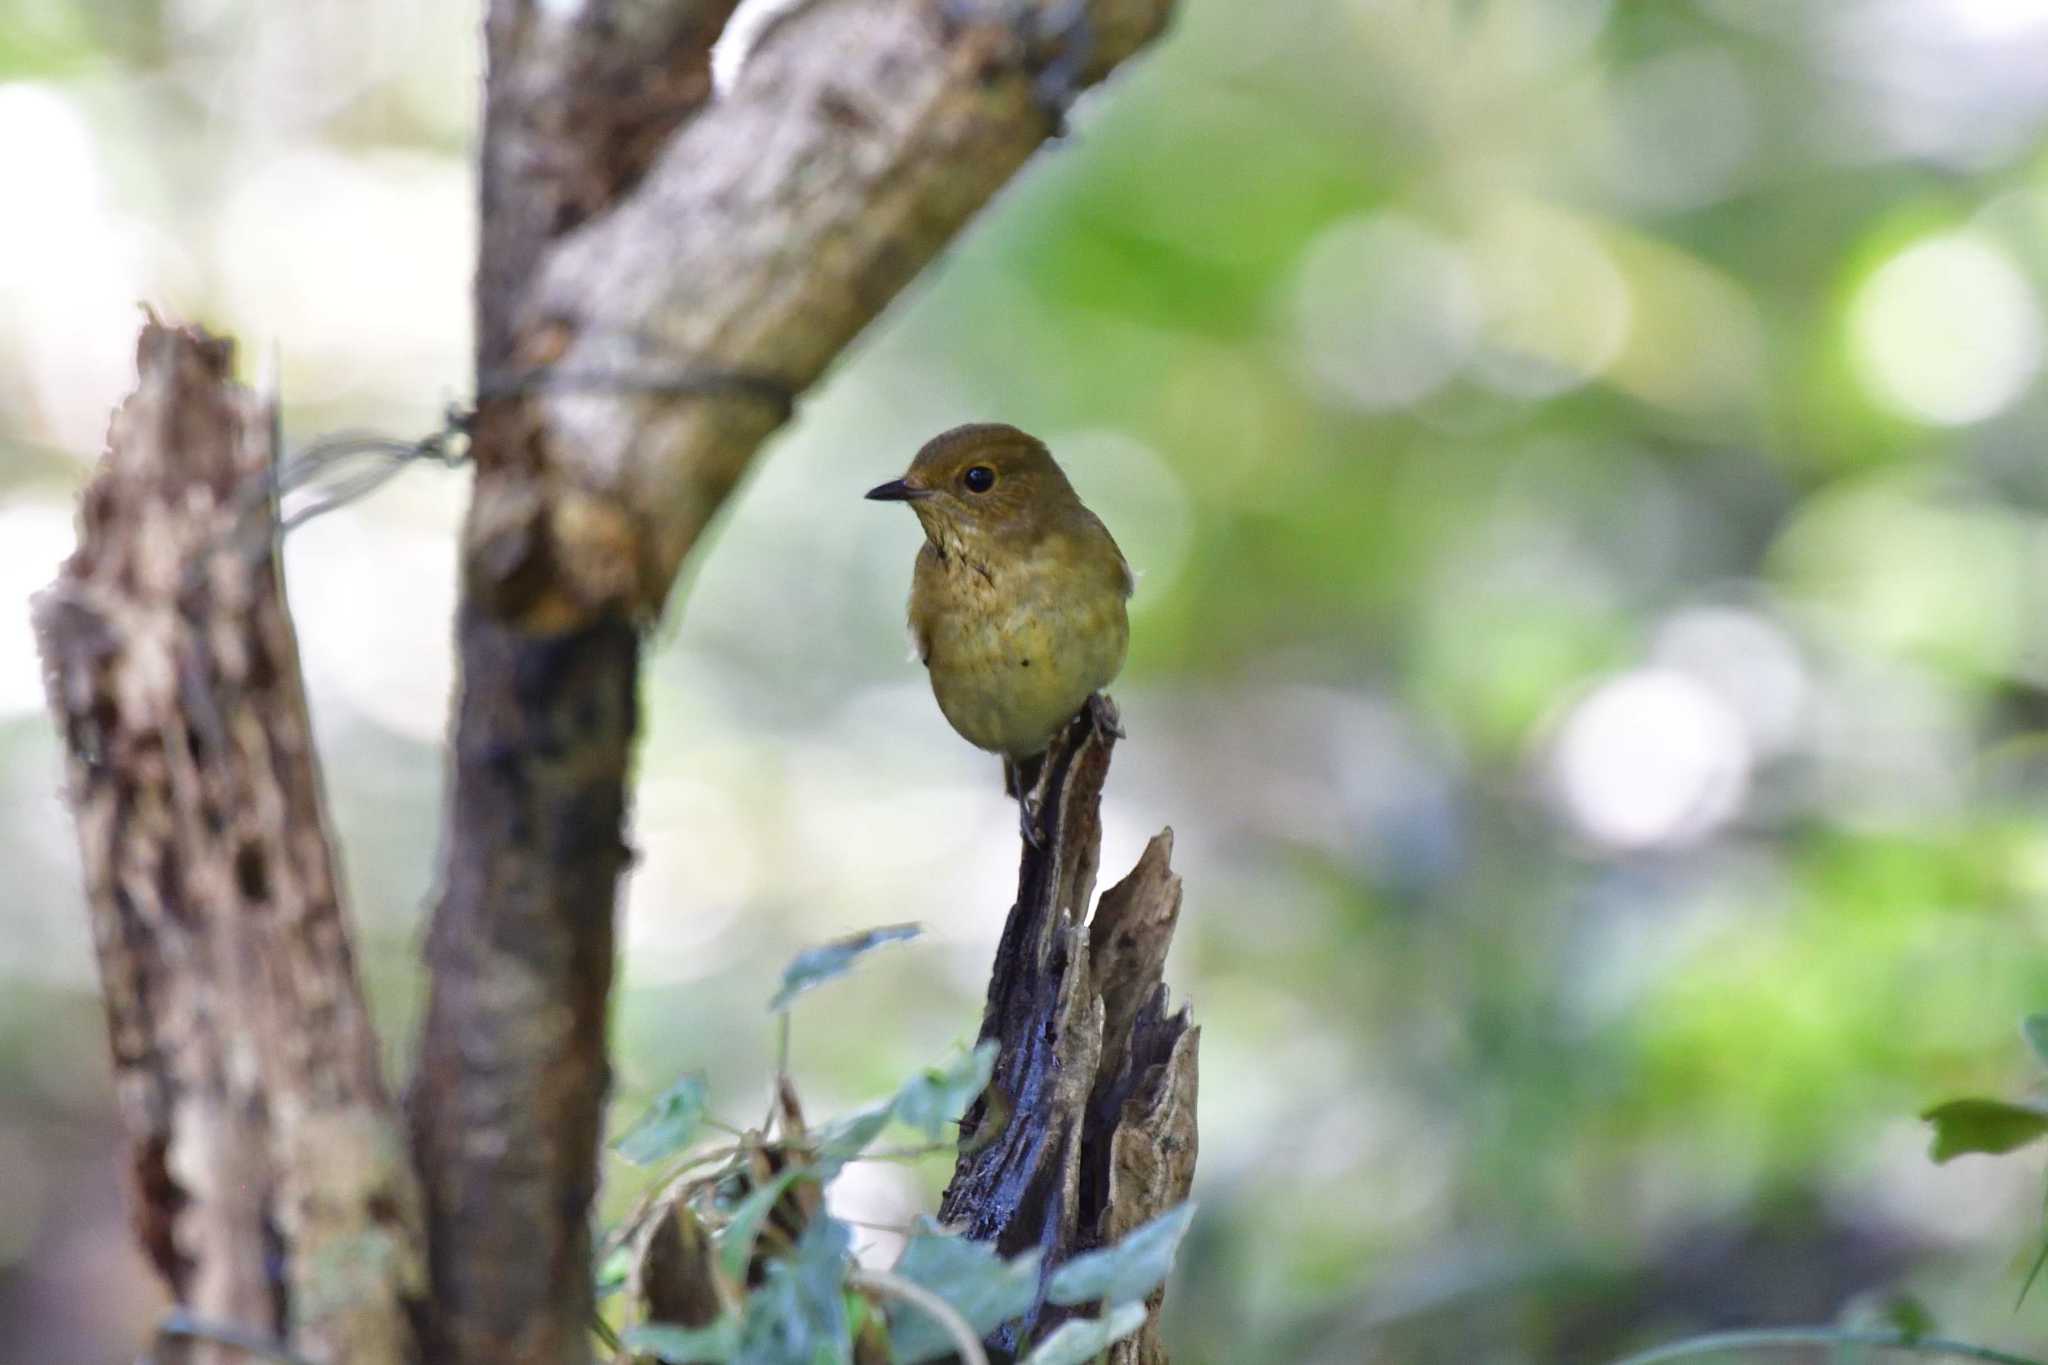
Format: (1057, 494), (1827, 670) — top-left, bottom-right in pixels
(1018, 784), (1048, 851)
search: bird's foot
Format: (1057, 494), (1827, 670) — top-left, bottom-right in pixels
(1018, 790), (1047, 850)
(1006, 751), (1051, 849)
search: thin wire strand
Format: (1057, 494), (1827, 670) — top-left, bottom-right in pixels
(271, 426), (468, 535)
(237, 357), (794, 548)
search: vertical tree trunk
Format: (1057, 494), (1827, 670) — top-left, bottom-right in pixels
(409, 4), (1173, 1361)
(406, 6), (736, 1357)
(35, 322), (424, 1365)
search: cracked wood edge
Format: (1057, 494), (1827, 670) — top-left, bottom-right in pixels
(940, 698), (1198, 1361)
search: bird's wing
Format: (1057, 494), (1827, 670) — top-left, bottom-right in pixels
(1085, 508), (1136, 599)
(908, 542), (939, 665)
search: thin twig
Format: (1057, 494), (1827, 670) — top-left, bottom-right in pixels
(1605, 1327), (2048, 1365)
(852, 1140), (955, 1163)
(597, 1142), (750, 1261)
(588, 1309), (622, 1355)
(763, 1012), (791, 1136)
(849, 1267), (991, 1365)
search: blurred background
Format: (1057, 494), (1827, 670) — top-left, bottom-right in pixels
(7, 0), (2048, 1360)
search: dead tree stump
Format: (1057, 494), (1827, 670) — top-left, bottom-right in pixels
(33, 321), (425, 1365)
(943, 696), (1199, 1363)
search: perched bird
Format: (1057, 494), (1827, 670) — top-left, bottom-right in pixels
(867, 423), (1132, 808)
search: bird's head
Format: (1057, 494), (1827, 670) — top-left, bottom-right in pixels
(865, 423), (1083, 557)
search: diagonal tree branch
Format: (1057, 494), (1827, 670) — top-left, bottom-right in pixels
(466, 0), (1178, 628)
(411, 3), (1175, 1364)
(35, 321), (425, 1365)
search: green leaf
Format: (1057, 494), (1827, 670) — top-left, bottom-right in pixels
(1922, 1098), (2048, 1163)
(810, 1043), (995, 1181)
(887, 1223), (1042, 1364)
(616, 1074), (712, 1166)
(623, 1317), (742, 1363)
(1045, 1204), (1195, 1307)
(2026, 1015), (2048, 1070)
(735, 1217), (852, 1365)
(1878, 1294), (1934, 1342)
(720, 1166), (811, 1281)
(1601, 1326), (2048, 1365)
(1016, 1303), (1148, 1365)
(813, 1103), (893, 1181)
(2019, 1238), (2048, 1310)
(769, 924), (922, 1012)
(595, 1243), (634, 1299)
(890, 1043), (997, 1142)
(2022, 1180), (2048, 1311)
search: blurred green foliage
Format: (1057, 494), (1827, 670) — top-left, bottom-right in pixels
(595, 945), (1183, 1365)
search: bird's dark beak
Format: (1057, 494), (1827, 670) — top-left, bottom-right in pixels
(865, 478), (928, 502)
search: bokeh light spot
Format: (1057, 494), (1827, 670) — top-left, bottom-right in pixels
(1653, 606), (1809, 757)
(1849, 232), (2043, 425)
(1042, 428), (1194, 606)
(1284, 213), (1481, 412)
(1548, 668), (1751, 852)
(1468, 201), (1633, 399)
(1604, 47), (1757, 211)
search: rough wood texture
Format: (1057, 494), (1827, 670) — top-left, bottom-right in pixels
(408, 6), (737, 1360)
(477, 0), (744, 373)
(34, 321), (425, 1365)
(413, 2), (1174, 1363)
(466, 0), (1179, 628)
(942, 696), (1198, 1363)
(409, 612), (639, 1365)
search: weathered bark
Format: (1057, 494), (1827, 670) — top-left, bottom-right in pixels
(463, 0), (1179, 630)
(409, 613), (639, 1364)
(942, 696), (1199, 1364)
(412, 3), (1175, 1363)
(34, 321), (425, 1365)
(405, 7), (739, 1363)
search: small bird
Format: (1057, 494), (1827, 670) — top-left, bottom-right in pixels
(867, 423), (1132, 812)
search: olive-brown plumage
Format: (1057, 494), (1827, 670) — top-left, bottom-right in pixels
(868, 424), (1131, 782)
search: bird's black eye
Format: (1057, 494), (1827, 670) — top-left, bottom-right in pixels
(962, 465), (996, 494)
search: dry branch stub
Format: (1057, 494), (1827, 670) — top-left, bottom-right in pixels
(33, 319), (425, 1365)
(942, 695), (1199, 1364)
